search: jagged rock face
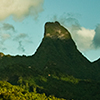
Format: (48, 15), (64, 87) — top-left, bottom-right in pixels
(44, 21), (71, 40)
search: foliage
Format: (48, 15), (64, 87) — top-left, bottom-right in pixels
(0, 22), (100, 99)
(0, 81), (65, 100)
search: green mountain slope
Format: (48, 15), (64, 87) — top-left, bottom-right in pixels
(0, 21), (100, 99)
(32, 21), (94, 80)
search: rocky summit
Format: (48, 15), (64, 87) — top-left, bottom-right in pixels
(44, 21), (71, 40)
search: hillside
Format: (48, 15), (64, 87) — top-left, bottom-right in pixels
(31, 21), (95, 80)
(0, 21), (100, 99)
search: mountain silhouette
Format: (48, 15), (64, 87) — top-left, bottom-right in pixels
(0, 21), (100, 80)
(31, 21), (96, 79)
(0, 21), (100, 99)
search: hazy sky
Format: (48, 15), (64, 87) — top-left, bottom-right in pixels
(0, 0), (100, 62)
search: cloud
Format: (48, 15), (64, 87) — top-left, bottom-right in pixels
(51, 13), (96, 51)
(0, 33), (11, 40)
(0, 0), (44, 21)
(0, 23), (12, 46)
(14, 33), (28, 41)
(18, 41), (25, 52)
(13, 33), (33, 53)
(51, 13), (97, 51)
(51, 13), (81, 27)
(0, 23), (14, 47)
(0, 33), (11, 51)
(0, 24), (30, 54)
(70, 27), (95, 51)
(71, 23), (100, 51)
(93, 24), (100, 48)
(0, 23), (33, 54)
(2, 23), (15, 32)
(0, 33), (10, 48)
(64, 16), (95, 51)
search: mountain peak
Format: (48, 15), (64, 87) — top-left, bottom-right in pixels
(44, 21), (71, 40)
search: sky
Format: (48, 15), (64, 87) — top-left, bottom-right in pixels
(0, 0), (100, 62)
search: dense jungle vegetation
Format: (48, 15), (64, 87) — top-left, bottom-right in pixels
(0, 22), (100, 100)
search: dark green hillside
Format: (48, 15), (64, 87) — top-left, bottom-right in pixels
(32, 22), (94, 80)
(0, 21), (100, 99)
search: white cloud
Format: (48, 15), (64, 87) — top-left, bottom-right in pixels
(69, 26), (95, 51)
(51, 14), (96, 52)
(0, 0), (44, 21)
(77, 27), (95, 39)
